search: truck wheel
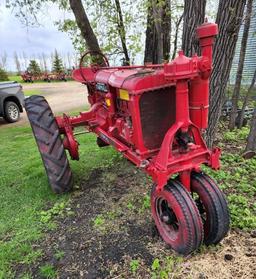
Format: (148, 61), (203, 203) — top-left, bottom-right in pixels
(191, 172), (230, 245)
(151, 180), (203, 255)
(4, 101), (20, 123)
(25, 95), (73, 193)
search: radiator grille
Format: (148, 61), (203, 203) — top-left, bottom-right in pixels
(139, 87), (176, 150)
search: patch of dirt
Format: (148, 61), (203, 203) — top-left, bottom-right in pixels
(14, 160), (256, 279)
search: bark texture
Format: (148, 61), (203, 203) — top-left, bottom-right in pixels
(69, 0), (101, 52)
(206, 0), (247, 148)
(229, 0), (253, 130)
(144, 0), (171, 64)
(182, 0), (206, 57)
(244, 108), (256, 158)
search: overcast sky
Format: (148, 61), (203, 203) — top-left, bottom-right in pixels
(0, 1), (74, 71)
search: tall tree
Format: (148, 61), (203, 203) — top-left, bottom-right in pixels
(171, 12), (183, 60)
(22, 51), (28, 71)
(182, 0), (206, 56)
(42, 53), (48, 72)
(229, 0), (254, 130)
(243, 107), (256, 159)
(114, 0), (130, 65)
(67, 52), (72, 69)
(27, 60), (41, 75)
(69, 0), (101, 53)
(206, 0), (247, 147)
(14, 52), (21, 74)
(52, 50), (64, 73)
(238, 69), (256, 128)
(0, 51), (7, 70)
(144, 0), (171, 64)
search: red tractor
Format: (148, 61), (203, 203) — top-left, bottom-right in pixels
(25, 22), (229, 255)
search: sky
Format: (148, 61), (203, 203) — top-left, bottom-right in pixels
(0, 1), (75, 71)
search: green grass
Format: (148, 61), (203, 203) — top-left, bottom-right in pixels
(0, 124), (117, 278)
(23, 89), (43, 97)
(8, 75), (73, 84)
(8, 75), (23, 83)
(39, 264), (57, 278)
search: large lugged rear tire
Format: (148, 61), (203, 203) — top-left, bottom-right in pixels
(25, 95), (73, 193)
(151, 180), (203, 255)
(191, 172), (230, 245)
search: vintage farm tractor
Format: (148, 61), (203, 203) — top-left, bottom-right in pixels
(25, 22), (230, 255)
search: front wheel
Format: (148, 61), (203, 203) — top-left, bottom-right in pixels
(191, 172), (230, 245)
(4, 101), (20, 123)
(25, 95), (73, 193)
(151, 180), (203, 255)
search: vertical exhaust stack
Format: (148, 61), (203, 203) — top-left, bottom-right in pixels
(196, 20), (218, 65)
(189, 21), (218, 129)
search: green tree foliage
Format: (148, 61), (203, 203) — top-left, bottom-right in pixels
(27, 60), (41, 75)
(0, 68), (9, 81)
(56, 0), (143, 64)
(52, 50), (64, 73)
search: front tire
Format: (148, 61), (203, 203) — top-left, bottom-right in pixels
(151, 180), (203, 255)
(191, 172), (230, 245)
(4, 101), (20, 123)
(25, 95), (73, 193)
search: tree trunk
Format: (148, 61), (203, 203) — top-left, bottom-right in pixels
(144, 0), (171, 64)
(172, 12), (184, 60)
(69, 0), (101, 53)
(229, 0), (253, 130)
(206, 0), (247, 148)
(243, 108), (256, 159)
(238, 69), (256, 128)
(114, 0), (130, 65)
(162, 0), (171, 61)
(182, 0), (206, 57)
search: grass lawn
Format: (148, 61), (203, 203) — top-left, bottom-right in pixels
(8, 75), (23, 83)
(0, 121), (255, 278)
(0, 123), (117, 278)
(8, 75), (73, 84)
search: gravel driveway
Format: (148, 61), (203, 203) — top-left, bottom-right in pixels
(0, 81), (88, 127)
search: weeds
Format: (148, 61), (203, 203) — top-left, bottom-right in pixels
(93, 215), (105, 227)
(39, 264), (57, 279)
(40, 201), (70, 224)
(54, 250), (65, 260)
(151, 256), (183, 279)
(130, 259), (140, 274)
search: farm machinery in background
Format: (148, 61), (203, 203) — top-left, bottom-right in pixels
(25, 21), (230, 255)
(221, 100), (254, 127)
(21, 71), (71, 83)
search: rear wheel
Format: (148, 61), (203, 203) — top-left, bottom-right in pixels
(4, 101), (20, 123)
(191, 172), (230, 245)
(151, 180), (203, 255)
(25, 95), (73, 193)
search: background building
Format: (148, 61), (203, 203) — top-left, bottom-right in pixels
(230, 0), (256, 85)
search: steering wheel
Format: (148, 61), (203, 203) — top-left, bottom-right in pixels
(79, 50), (109, 83)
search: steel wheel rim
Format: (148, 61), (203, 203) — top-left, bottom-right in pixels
(156, 197), (179, 240)
(8, 105), (19, 120)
